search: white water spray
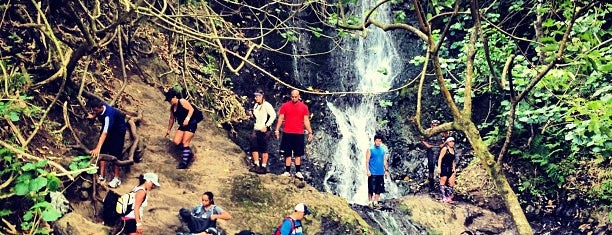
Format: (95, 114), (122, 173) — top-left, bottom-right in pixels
(322, 1), (402, 205)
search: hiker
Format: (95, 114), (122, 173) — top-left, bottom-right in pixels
(249, 89), (276, 174)
(164, 89), (199, 169)
(178, 191), (232, 234)
(366, 134), (389, 208)
(274, 90), (313, 179)
(437, 137), (457, 203)
(420, 119), (446, 192)
(122, 173), (160, 235)
(275, 203), (311, 235)
(87, 99), (127, 188)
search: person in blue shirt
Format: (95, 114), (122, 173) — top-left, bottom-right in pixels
(178, 191), (232, 233)
(366, 134), (389, 208)
(87, 99), (127, 188)
(276, 203), (311, 235)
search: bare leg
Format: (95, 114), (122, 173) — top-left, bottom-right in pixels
(261, 153), (269, 166)
(113, 165), (120, 179)
(252, 151), (260, 166)
(99, 160), (107, 179)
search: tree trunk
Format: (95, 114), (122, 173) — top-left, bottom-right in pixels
(458, 119), (533, 235)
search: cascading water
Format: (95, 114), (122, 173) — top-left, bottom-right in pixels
(322, 0), (402, 205)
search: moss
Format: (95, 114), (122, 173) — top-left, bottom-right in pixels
(229, 173), (274, 209)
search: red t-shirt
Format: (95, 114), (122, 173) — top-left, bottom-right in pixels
(279, 101), (309, 134)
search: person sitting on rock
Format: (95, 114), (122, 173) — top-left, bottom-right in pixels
(164, 88), (199, 169)
(179, 192), (232, 234)
(437, 137), (457, 203)
(86, 99), (127, 188)
(249, 88), (276, 174)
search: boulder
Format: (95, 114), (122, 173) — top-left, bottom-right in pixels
(53, 212), (110, 235)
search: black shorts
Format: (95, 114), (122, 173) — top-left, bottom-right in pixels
(368, 175), (385, 194)
(250, 130), (271, 153)
(101, 129), (126, 160)
(122, 219), (137, 234)
(177, 119), (198, 133)
(440, 165), (454, 177)
(280, 133), (305, 157)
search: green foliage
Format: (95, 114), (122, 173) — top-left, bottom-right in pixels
(280, 30), (298, 42)
(0, 147), (73, 234)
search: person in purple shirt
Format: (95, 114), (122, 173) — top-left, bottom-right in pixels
(87, 99), (127, 188)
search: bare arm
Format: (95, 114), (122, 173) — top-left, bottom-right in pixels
(133, 189), (146, 232)
(166, 108), (175, 136)
(212, 210), (232, 221)
(275, 114), (284, 139)
(179, 99), (195, 126)
(304, 115), (313, 142)
(365, 149), (371, 176)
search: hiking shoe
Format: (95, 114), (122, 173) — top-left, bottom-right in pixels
(295, 172), (304, 179)
(368, 201), (374, 209)
(98, 175), (105, 183)
(281, 172), (291, 177)
(177, 162), (188, 169)
(257, 166), (267, 174)
(108, 178), (121, 188)
(373, 201), (381, 209)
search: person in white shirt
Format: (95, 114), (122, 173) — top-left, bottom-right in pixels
(249, 89), (276, 174)
(122, 173), (160, 234)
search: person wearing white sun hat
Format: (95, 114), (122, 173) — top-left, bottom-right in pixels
(121, 172), (160, 235)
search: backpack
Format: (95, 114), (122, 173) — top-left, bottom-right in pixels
(273, 217), (295, 235)
(102, 189), (143, 226)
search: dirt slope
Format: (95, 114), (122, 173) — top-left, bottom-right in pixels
(68, 81), (372, 235)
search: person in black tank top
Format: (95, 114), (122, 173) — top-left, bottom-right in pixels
(164, 89), (199, 169)
(437, 137), (457, 203)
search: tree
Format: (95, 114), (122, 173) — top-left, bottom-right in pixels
(318, 0), (609, 234)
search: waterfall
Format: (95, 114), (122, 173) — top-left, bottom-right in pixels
(322, 1), (403, 205)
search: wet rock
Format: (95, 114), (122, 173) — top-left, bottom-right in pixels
(53, 212), (110, 235)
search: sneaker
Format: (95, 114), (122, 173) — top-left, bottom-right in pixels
(368, 201), (373, 209)
(295, 172), (304, 179)
(108, 178), (121, 188)
(281, 172), (291, 177)
(98, 175), (105, 183)
(177, 162), (188, 169)
(373, 201), (381, 209)
(257, 166), (268, 174)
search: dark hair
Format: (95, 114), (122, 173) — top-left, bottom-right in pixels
(374, 134), (384, 141)
(203, 191), (215, 204)
(137, 174), (146, 185)
(86, 99), (104, 109)
(164, 89), (181, 101)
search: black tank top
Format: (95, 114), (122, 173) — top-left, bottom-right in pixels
(172, 99), (189, 124)
(441, 147), (455, 167)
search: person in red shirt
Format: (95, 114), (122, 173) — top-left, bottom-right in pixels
(275, 90), (314, 179)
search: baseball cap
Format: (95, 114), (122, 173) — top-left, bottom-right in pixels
(143, 173), (160, 187)
(204, 227), (218, 235)
(445, 137), (455, 143)
(164, 89), (177, 101)
(294, 203), (311, 215)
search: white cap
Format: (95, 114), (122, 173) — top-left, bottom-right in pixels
(445, 137), (455, 143)
(143, 173), (160, 187)
(294, 203), (311, 215)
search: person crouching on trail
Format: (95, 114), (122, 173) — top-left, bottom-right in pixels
(164, 89), (197, 169)
(87, 99), (127, 188)
(366, 134), (389, 209)
(249, 89), (276, 174)
(437, 137), (457, 203)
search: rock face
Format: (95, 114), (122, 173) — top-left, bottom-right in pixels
(53, 212), (110, 235)
(401, 195), (516, 235)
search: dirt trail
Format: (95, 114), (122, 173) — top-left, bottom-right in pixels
(107, 82), (248, 234)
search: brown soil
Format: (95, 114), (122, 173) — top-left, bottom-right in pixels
(69, 81), (372, 235)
